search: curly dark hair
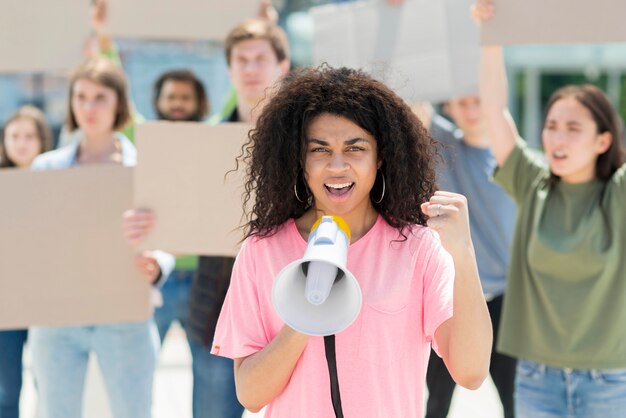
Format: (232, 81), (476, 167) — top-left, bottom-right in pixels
(240, 65), (437, 239)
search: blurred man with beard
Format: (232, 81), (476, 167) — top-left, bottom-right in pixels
(149, 68), (210, 345)
(153, 69), (209, 122)
(123, 16), (289, 418)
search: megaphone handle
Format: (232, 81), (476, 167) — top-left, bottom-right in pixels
(324, 335), (345, 418)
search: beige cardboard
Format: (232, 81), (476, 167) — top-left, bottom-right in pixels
(104, 0), (259, 41)
(481, 0), (626, 45)
(0, 0), (90, 73)
(134, 122), (251, 256)
(0, 166), (151, 330)
(312, 0), (479, 103)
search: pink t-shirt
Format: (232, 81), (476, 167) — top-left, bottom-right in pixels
(212, 215), (454, 418)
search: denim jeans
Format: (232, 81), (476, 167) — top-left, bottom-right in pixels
(426, 295), (516, 418)
(29, 320), (158, 418)
(154, 269), (193, 342)
(188, 338), (243, 418)
(515, 359), (626, 418)
(155, 269), (243, 418)
(0, 330), (27, 418)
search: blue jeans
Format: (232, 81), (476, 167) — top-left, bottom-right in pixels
(0, 330), (27, 418)
(155, 269), (243, 418)
(515, 359), (626, 418)
(188, 338), (243, 418)
(29, 321), (158, 418)
(154, 269), (193, 342)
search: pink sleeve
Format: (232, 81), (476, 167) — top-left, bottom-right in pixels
(421, 232), (454, 357)
(211, 239), (269, 359)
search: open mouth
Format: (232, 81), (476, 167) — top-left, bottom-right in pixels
(324, 182), (354, 196)
(552, 150), (567, 161)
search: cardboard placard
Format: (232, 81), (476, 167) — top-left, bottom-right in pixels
(481, 0), (626, 45)
(0, 0), (90, 73)
(104, 0), (259, 41)
(0, 166), (150, 330)
(134, 122), (251, 256)
(312, 0), (479, 103)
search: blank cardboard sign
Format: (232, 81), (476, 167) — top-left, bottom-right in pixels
(134, 122), (251, 257)
(481, 0), (626, 45)
(0, 166), (151, 330)
(104, 0), (259, 41)
(312, 0), (479, 103)
(0, 0), (90, 73)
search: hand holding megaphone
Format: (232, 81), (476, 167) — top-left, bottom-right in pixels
(272, 216), (362, 336)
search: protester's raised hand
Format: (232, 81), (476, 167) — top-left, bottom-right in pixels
(421, 191), (473, 257)
(122, 209), (156, 246)
(88, 0), (114, 54)
(471, 0), (495, 24)
(257, 0), (279, 24)
(90, 0), (108, 35)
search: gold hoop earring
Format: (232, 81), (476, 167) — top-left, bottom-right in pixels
(374, 171), (385, 204)
(294, 183), (306, 203)
(294, 175), (312, 205)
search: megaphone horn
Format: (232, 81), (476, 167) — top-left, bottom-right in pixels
(272, 216), (362, 336)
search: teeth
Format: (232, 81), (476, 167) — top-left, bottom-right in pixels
(554, 151), (566, 158)
(325, 183), (352, 189)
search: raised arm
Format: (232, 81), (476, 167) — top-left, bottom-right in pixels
(87, 0), (117, 60)
(422, 192), (492, 390)
(233, 326), (309, 412)
(473, 0), (519, 167)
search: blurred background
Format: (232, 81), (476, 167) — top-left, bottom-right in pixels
(2, 0), (626, 149)
(3, 1), (626, 417)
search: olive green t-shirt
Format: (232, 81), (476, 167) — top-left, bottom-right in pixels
(494, 139), (626, 369)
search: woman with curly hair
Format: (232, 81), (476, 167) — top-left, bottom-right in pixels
(211, 66), (492, 417)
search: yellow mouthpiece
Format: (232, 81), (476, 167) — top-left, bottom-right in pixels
(310, 215), (351, 241)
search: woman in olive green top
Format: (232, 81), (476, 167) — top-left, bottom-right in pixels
(474, 1), (626, 417)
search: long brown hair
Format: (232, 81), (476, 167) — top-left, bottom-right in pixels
(544, 84), (625, 181)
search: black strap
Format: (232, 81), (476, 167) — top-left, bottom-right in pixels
(324, 334), (344, 418)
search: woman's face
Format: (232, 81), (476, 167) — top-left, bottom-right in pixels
(542, 97), (611, 183)
(71, 78), (118, 137)
(3, 117), (43, 168)
(304, 113), (380, 224)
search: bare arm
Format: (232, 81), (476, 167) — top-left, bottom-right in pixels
(233, 326), (309, 412)
(473, 0), (519, 167)
(422, 192), (492, 390)
(90, 0), (114, 55)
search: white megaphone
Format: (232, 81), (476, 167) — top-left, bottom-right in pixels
(272, 216), (362, 336)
